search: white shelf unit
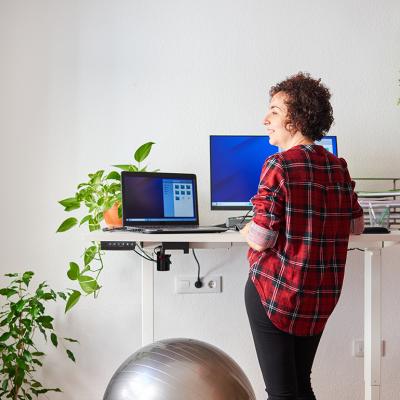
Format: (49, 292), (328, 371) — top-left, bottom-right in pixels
(354, 178), (400, 229)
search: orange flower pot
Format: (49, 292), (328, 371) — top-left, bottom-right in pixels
(103, 203), (123, 228)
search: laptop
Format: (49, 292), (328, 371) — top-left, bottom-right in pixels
(121, 171), (228, 234)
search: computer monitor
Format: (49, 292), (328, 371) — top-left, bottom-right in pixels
(209, 135), (338, 210)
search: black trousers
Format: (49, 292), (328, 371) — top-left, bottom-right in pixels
(245, 279), (322, 400)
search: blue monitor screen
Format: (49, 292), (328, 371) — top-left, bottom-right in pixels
(209, 135), (338, 210)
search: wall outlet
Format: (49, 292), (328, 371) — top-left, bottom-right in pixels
(175, 275), (222, 294)
(352, 339), (385, 357)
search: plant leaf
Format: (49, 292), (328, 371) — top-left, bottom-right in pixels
(78, 276), (100, 294)
(56, 217), (78, 233)
(37, 315), (54, 329)
(106, 171), (121, 180)
(84, 246), (97, 266)
(112, 164), (137, 171)
(57, 291), (67, 300)
(0, 288), (18, 298)
(51, 333), (58, 347)
(59, 197), (80, 211)
(65, 291), (81, 313)
(0, 331), (11, 341)
(134, 142), (155, 163)
(67, 262), (80, 281)
(22, 271), (34, 287)
(64, 337), (79, 343)
(79, 215), (91, 226)
(66, 349), (76, 362)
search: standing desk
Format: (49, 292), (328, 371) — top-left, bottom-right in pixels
(90, 230), (400, 400)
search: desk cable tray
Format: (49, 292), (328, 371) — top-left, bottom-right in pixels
(354, 177), (400, 229)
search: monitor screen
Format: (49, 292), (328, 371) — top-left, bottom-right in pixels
(209, 135), (338, 210)
(121, 172), (198, 225)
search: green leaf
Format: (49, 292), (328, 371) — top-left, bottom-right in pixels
(16, 357), (26, 370)
(66, 349), (76, 362)
(41, 292), (56, 300)
(37, 315), (54, 329)
(23, 350), (32, 362)
(57, 291), (67, 300)
(88, 222), (101, 232)
(51, 333), (58, 347)
(65, 291), (81, 313)
(112, 164), (137, 171)
(56, 217), (78, 233)
(67, 262), (80, 281)
(14, 299), (27, 313)
(59, 197), (81, 211)
(78, 276), (100, 294)
(0, 331), (11, 341)
(22, 271), (34, 287)
(79, 215), (91, 226)
(134, 142), (155, 163)
(64, 337), (79, 343)
(0, 288), (18, 298)
(84, 246), (97, 266)
(32, 352), (45, 357)
(2, 380), (8, 391)
(106, 171), (121, 180)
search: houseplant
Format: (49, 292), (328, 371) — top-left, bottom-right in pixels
(57, 142), (156, 312)
(0, 271), (77, 399)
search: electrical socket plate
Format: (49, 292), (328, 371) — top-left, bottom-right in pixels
(352, 339), (385, 357)
(175, 275), (222, 294)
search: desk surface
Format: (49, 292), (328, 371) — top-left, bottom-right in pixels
(88, 230), (400, 245)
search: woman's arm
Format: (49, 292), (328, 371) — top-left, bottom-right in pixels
(240, 221), (278, 252)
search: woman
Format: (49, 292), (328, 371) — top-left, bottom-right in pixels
(240, 72), (364, 400)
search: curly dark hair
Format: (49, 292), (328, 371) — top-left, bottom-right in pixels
(269, 72), (334, 141)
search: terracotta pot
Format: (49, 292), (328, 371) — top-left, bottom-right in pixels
(103, 203), (123, 228)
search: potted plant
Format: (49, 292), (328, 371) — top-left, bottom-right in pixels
(0, 271), (77, 399)
(57, 142), (156, 311)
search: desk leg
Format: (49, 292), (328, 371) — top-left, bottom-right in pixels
(141, 258), (154, 346)
(364, 249), (382, 400)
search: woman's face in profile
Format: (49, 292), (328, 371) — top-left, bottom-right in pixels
(263, 91), (293, 149)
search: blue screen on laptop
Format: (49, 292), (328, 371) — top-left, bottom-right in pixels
(122, 175), (197, 223)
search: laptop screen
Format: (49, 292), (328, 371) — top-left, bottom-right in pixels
(121, 172), (199, 226)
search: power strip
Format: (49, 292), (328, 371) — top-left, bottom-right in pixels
(101, 241), (136, 250)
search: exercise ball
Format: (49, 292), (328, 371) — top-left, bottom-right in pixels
(103, 338), (256, 400)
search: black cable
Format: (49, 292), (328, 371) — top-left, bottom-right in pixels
(239, 209), (252, 225)
(133, 243), (157, 262)
(234, 209), (253, 231)
(192, 249), (203, 288)
(348, 248), (365, 252)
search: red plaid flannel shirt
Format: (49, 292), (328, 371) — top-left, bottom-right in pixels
(247, 144), (363, 336)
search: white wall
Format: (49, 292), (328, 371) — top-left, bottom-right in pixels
(1, 0), (400, 399)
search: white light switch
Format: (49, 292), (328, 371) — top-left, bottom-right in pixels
(175, 275), (222, 294)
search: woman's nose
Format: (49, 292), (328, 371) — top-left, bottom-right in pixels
(263, 115), (270, 126)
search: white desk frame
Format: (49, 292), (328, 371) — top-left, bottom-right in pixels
(90, 231), (400, 400)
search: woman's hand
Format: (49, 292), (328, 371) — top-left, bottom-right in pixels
(240, 223), (250, 237)
(240, 222), (265, 252)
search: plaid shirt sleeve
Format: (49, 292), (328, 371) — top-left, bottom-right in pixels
(340, 158), (364, 233)
(248, 155), (286, 249)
